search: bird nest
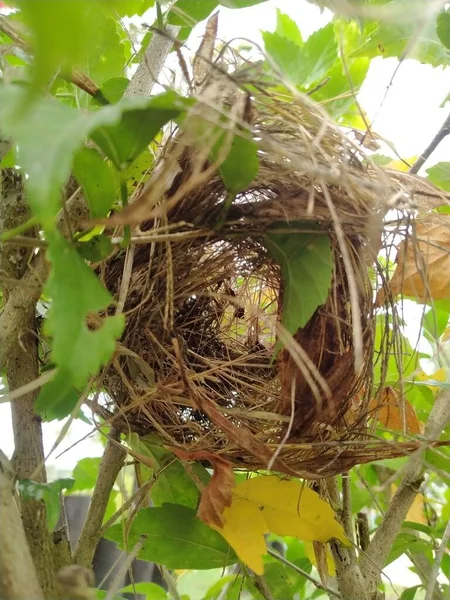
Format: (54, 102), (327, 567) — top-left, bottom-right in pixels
(95, 79), (446, 478)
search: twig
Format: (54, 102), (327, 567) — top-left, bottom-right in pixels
(0, 450), (44, 600)
(267, 549), (341, 599)
(72, 430), (126, 567)
(409, 112), (450, 174)
(425, 519), (450, 600)
(0, 369), (56, 403)
(99, 475), (155, 536)
(105, 535), (147, 600)
(360, 389), (450, 595)
(253, 574), (275, 600)
(161, 566), (182, 600)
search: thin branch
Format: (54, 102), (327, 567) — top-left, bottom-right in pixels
(0, 449), (44, 600)
(425, 519), (450, 600)
(360, 389), (450, 595)
(409, 112), (450, 174)
(72, 430), (126, 567)
(342, 474), (356, 549)
(267, 549), (341, 599)
(104, 535), (147, 600)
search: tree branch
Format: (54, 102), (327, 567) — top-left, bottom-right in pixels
(124, 24), (180, 99)
(0, 169), (58, 597)
(0, 450), (44, 600)
(72, 432), (126, 568)
(409, 112), (450, 174)
(359, 389), (450, 596)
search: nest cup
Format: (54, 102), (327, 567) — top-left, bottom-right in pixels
(98, 86), (406, 478)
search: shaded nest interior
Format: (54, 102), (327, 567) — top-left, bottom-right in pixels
(96, 87), (445, 478)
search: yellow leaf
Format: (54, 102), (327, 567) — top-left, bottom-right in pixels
(392, 485), (427, 525)
(212, 476), (349, 575)
(304, 540), (336, 576)
(442, 327), (450, 343)
(385, 157), (417, 172)
(416, 367), (447, 393)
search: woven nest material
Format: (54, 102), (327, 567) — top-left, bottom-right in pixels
(96, 79), (448, 478)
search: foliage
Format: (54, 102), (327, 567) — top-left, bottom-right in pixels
(0, 0), (449, 599)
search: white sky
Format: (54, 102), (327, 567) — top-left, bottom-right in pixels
(1, 0), (449, 588)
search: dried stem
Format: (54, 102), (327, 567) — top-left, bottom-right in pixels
(0, 450), (44, 600)
(72, 431), (126, 567)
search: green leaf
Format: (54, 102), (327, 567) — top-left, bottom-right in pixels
(275, 9), (303, 45)
(385, 532), (431, 566)
(69, 457), (102, 492)
(128, 433), (210, 509)
(16, 0), (101, 91)
(17, 478), (74, 530)
(262, 561), (304, 599)
(0, 86), (190, 226)
(426, 162), (450, 192)
(104, 504), (237, 569)
(91, 91), (192, 168)
(204, 575), (244, 600)
(152, 460), (210, 509)
(422, 300), (450, 341)
(373, 315), (418, 386)
(265, 224), (333, 337)
(215, 134), (259, 195)
(38, 382), (81, 421)
(440, 92), (450, 108)
(109, 0), (155, 17)
(262, 31), (302, 83)
(76, 235), (114, 263)
(36, 233), (124, 418)
(220, 0), (268, 7)
(73, 148), (117, 218)
(437, 11), (450, 50)
(349, 20), (450, 68)
(168, 0), (219, 26)
(399, 586), (421, 600)
(312, 58), (369, 119)
(263, 23), (337, 87)
(297, 23), (338, 87)
(85, 17), (128, 87)
(92, 77), (130, 106)
(119, 583), (167, 600)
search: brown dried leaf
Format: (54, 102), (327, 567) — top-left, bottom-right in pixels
(369, 387), (421, 434)
(170, 448), (235, 527)
(377, 214), (450, 305)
